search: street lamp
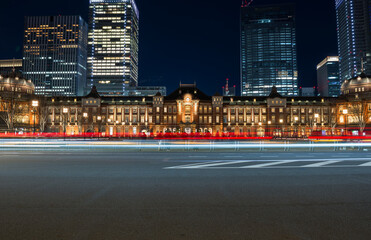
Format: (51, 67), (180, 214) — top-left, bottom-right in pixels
(83, 113), (88, 139)
(343, 109), (348, 136)
(31, 100), (39, 135)
(63, 107), (68, 140)
(279, 119), (284, 138)
(97, 116), (102, 139)
(294, 117), (299, 138)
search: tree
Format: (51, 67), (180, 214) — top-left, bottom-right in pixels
(38, 98), (49, 133)
(328, 106), (338, 135)
(0, 72), (27, 132)
(0, 86), (22, 132)
(348, 99), (370, 134)
(0, 99), (13, 130)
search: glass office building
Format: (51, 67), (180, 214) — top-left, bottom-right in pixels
(317, 56), (341, 97)
(23, 16), (88, 96)
(336, 0), (371, 82)
(88, 0), (139, 96)
(240, 3), (298, 96)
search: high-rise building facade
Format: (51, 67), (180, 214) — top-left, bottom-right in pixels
(240, 3), (298, 97)
(23, 16), (88, 96)
(299, 87), (316, 97)
(88, 0), (139, 96)
(125, 86), (167, 97)
(335, 0), (371, 82)
(317, 56), (341, 97)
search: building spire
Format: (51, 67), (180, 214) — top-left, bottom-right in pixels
(225, 78), (229, 93)
(12, 58), (15, 73)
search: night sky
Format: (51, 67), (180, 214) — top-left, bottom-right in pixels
(0, 0), (337, 95)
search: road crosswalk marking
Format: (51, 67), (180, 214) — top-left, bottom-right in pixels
(166, 158), (371, 170)
(184, 161), (248, 169)
(301, 160), (341, 168)
(359, 161), (371, 167)
(241, 161), (297, 168)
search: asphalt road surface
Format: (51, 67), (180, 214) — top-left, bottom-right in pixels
(1, 151), (371, 240)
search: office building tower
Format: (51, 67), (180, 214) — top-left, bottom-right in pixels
(88, 0), (139, 96)
(317, 56), (341, 97)
(23, 16), (88, 96)
(0, 59), (22, 76)
(125, 86), (167, 97)
(240, 3), (298, 96)
(336, 0), (371, 81)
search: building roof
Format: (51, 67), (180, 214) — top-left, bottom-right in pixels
(268, 86), (282, 98)
(85, 86), (100, 98)
(165, 84), (211, 101)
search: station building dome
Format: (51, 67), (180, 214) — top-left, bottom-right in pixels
(0, 72), (35, 96)
(341, 72), (371, 97)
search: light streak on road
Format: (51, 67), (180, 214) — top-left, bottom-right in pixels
(0, 140), (371, 151)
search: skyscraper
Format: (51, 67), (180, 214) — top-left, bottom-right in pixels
(240, 3), (298, 97)
(335, 0), (371, 81)
(317, 56), (341, 97)
(88, 0), (139, 96)
(23, 16), (88, 96)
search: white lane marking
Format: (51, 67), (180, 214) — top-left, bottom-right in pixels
(224, 156), (244, 158)
(302, 161), (341, 168)
(359, 161), (371, 167)
(165, 161), (224, 169)
(241, 161), (297, 168)
(176, 161), (250, 169)
(165, 158), (371, 169)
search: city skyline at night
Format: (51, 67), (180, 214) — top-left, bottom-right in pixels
(2, 2), (371, 239)
(0, 0), (338, 95)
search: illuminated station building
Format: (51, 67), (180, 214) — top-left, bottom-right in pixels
(23, 16), (88, 97)
(240, 3), (298, 97)
(2, 78), (371, 137)
(88, 0), (139, 96)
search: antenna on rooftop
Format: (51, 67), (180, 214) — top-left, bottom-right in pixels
(12, 58), (15, 73)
